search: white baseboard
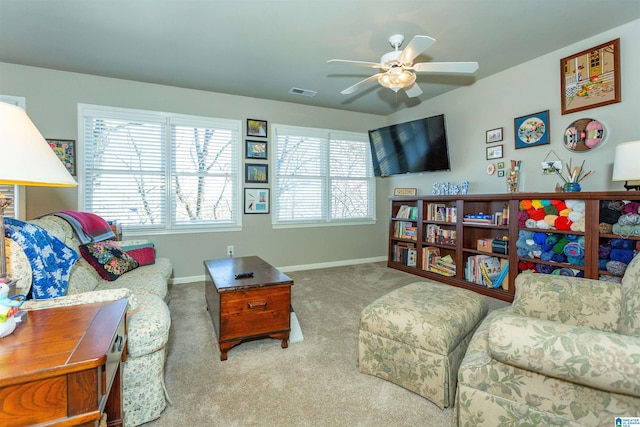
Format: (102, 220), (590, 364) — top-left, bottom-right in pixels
(169, 256), (387, 285)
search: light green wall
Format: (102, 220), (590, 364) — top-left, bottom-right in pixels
(1, 19), (638, 280)
(384, 19), (639, 194)
(0, 64), (389, 279)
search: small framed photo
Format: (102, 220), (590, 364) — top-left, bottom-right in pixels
(47, 138), (76, 176)
(486, 144), (503, 160)
(486, 127), (503, 143)
(246, 140), (267, 159)
(244, 188), (270, 214)
(497, 161), (505, 169)
(560, 38), (620, 115)
(245, 163), (268, 183)
(393, 187), (417, 196)
(498, 170), (505, 177)
(514, 110), (550, 149)
(247, 119), (268, 137)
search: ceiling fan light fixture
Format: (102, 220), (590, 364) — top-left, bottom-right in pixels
(378, 67), (416, 92)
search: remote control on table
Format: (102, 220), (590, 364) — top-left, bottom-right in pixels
(234, 272), (254, 279)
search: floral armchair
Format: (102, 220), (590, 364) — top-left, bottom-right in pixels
(454, 253), (640, 426)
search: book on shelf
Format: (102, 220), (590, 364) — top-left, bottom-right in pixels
(466, 255), (507, 287)
(462, 213), (493, 224)
(422, 246), (440, 270)
(393, 221), (417, 240)
(396, 205), (413, 219)
(393, 242), (417, 266)
(429, 254), (456, 277)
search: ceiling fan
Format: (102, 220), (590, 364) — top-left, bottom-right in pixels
(327, 34), (479, 98)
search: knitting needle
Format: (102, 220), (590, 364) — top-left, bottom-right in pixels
(578, 170), (594, 182)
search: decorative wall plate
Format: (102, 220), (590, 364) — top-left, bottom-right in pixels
(563, 118), (605, 152)
(486, 163), (496, 175)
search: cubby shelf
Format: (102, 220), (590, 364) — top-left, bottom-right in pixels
(388, 192), (640, 303)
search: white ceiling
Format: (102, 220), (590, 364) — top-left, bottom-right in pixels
(1, 0), (639, 116)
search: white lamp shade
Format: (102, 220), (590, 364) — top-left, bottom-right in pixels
(612, 140), (640, 181)
(0, 101), (77, 187)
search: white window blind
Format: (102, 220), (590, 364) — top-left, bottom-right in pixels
(273, 124), (374, 227)
(80, 105), (241, 232)
(0, 185), (17, 218)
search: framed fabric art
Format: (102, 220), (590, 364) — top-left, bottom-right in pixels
(47, 139), (76, 176)
(514, 110), (550, 149)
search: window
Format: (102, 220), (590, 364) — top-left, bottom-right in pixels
(0, 185), (17, 219)
(79, 105), (242, 233)
(273, 124), (375, 227)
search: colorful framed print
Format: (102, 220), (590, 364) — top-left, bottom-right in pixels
(514, 110), (550, 149)
(486, 144), (503, 160)
(560, 38), (620, 115)
(244, 188), (270, 214)
(245, 163), (268, 183)
(47, 138), (76, 176)
(486, 127), (503, 143)
(246, 140), (267, 159)
(247, 119), (268, 137)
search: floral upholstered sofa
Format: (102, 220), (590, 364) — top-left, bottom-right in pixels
(6, 214), (173, 427)
(454, 252), (640, 426)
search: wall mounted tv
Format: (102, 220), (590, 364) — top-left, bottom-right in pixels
(368, 114), (451, 177)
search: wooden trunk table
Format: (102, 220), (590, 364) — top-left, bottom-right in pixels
(204, 256), (293, 361)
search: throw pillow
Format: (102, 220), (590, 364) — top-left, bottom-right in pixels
(79, 241), (139, 281)
(119, 241), (156, 266)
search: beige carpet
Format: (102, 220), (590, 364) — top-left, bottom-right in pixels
(146, 262), (508, 427)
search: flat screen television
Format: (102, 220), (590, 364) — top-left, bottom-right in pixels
(368, 114), (451, 177)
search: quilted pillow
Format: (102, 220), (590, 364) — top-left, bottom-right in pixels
(79, 241), (139, 281)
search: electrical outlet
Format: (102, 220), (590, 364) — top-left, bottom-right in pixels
(227, 245), (234, 257)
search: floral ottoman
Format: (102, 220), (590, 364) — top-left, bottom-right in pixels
(358, 281), (488, 408)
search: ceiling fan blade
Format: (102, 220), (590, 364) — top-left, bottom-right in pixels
(403, 83), (423, 98)
(327, 59), (382, 68)
(413, 61), (479, 73)
(340, 73), (384, 95)
(398, 35), (436, 64)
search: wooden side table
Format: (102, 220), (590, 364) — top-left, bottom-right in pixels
(0, 299), (128, 427)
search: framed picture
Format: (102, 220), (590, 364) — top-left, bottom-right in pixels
(393, 187), (417, 196)
(245, 163), (268, 183)
(486, 144), (503, 160)
(246, 140), (267, 159)
(486, 127), (503, 143)
(247, 119), (268, 137)
(497, 161), (505, 169)
(47, 138), (76, 176)
(514, 110), (550, 149)
(560, 38), (620, 115)
(497, 170), (505, 177)
(244, 188), (270, 214)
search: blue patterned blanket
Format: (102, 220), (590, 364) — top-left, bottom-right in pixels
(4, 218), (78, 299)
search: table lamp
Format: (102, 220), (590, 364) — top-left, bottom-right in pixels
(612, 140), (640, 191)
(0, 101), (77, 284)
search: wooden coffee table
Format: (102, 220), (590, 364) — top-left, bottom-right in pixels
(204, 256), (294, 360)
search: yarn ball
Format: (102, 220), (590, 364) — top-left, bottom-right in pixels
(611, 248), (635, 264)
(607, 200), (625, 211)
(564, 242), (584, 258)
(554, 216), (573, 230)
(544, 215), (558, 227)
(545, 234), (560, 246)
(540, 251), (554, 261)
(612, 224), (640, 236)
(536, 264), (554, 274)
(553, 237), (569, 254)
(598, 259), (609, 270)
(575, 270), (585, 278)
(570, 219), (586, 232)
(520, 200), (533, 210)
(529, 209), (546, 221)
(554, 201), (567, 212)
(565, 199), (579, 209)
(559, 208), (572, 217)
(518, 261), (535, 271)
(611, 239), (635, 250)
(518, 210), (530, 228)
(600, 201), (622, 224)
(599, 222), (613, 233)
(551, 253), (567, 263)
(568, 211), (584, 222)
(606, 260), (628, 277)
(543, 205), (559, 215)
(533, 232), (547, 245)
(599, 244), (612, 259)
(572, 200), (586, 213)
(531, 200), (543, 209)
(623, 201), (640, 215)
(567, 256), (585, 266)
(535, 220), (552, 229)
(565, 233), (578, 241)
(618, 213), (640, 226)
(525, 218), (538, 228)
